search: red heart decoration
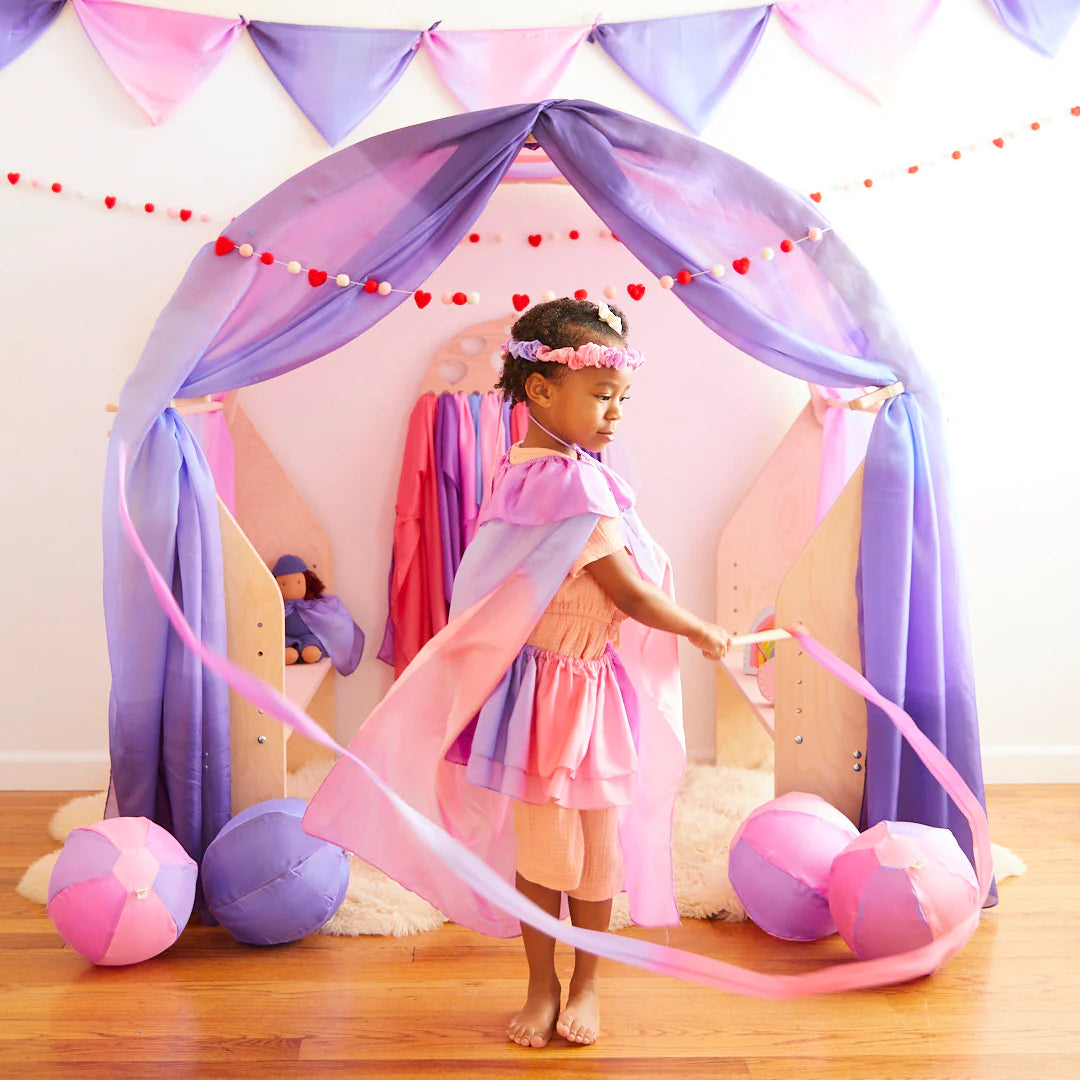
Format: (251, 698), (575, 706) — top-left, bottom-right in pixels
(179, 209), (192, 221)
(214, 236), (235, 256)
(993, 137), (1005, 148)
(6, 172), (19, 185)
(104, 195), (117, 209)
(528, 234), (542, 247)
(732, 258), (751, 276)
(414, 290), (432, 309)
(810, 192), (822, 203)
(512, 293), (530, 311)
(627, 283), (645, 301)
(308, 269), (328, 287)
(1071, 106), (1080, 116)
(574, 288), (588, 300)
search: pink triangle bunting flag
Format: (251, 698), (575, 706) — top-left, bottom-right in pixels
(72, 0), (244, 125)
(776, 0), (943, 104)
(422, 23), (590, 112)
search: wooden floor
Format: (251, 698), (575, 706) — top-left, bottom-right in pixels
(2, 784), (1077, 1079)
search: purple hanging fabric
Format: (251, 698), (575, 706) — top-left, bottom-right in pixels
(985, 0), (1080, 55)
(590, 8), (771, 133)
(246, 20), (426, 146)
(0, 0), (65, 69)
(434, 392), (462, 605)
(103, 99), (992, 903)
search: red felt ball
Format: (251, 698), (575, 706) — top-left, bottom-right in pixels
(863, 178), (873, 188)
(452, 291), (467, 306)
(469, 233), (480, 243)
(574, 288), (588, 300)
(260, 251), (274, 265)
(951, 151), (962, 160)
(676, 269), (692, 285)
(1071, 106), (1080, 116)
(568, 230), (580, 240)
(145, 202), (155, 213)
(51, 182), (62, 193)
(780, 239), (794, 253)
(908, 165), (919, 174)
(1030, 122), (1040, 131)
(364, 279), (378, 294)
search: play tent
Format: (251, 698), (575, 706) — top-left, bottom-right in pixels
(102, 98), (992, 902)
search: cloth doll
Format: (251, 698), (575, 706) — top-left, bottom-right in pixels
(272, 554), (364, 674)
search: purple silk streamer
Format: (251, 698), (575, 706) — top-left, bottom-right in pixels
(117, 444), (992, 996)
(246, 21), (425, 146)
(776, 0), (943, 103)
(0, 0), (66, 70)
(985, 0), (1080, 56)
(103, 100), (991, 900)
(590, 8), (771, 133)
(434, 392), (461, 606)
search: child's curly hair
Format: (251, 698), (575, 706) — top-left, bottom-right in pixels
(495, 297), (630, 407)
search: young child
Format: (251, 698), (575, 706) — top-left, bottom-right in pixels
(303, 296), (732, 1051)
(483, 297), (732, 1048)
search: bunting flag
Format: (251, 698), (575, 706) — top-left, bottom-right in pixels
(422, 24), (590, 112)
(247, 21), (427, 146)
(0, 0), (66, 69)
(776, 0), (943, 104)
(71, 0), (243, 125)
(590, 8), (772, 133)
(986, 0), (1080, 56)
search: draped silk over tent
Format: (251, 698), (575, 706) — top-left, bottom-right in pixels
(102, 99), (993, 904)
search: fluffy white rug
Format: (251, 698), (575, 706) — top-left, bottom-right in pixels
(16, 764), (1026, 937)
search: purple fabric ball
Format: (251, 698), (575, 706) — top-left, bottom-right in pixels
(202, 798), (349, 945)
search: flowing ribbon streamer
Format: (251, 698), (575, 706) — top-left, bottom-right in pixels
(116, 445), (991, 996)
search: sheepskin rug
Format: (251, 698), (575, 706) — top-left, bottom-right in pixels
(17, 763), (1025, 937)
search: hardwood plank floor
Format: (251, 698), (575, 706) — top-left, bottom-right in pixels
(1, 784), (1076, 1079)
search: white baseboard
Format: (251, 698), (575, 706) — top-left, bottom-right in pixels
(2, 747), (1077, 791)
(0, 751), (109, 792)
(980, 745), (1080, 784)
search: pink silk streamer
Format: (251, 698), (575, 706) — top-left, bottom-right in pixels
(117, 447), (991, 996)
(776, 0), (942, 103)
(184, 395), (235, 516)
(72, 0), (243, 125)
(422, 24), (591, 112)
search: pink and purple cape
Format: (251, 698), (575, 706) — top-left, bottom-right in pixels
(302, 450), (686, 936)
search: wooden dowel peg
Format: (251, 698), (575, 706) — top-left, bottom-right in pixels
(729, 629), (794, 648)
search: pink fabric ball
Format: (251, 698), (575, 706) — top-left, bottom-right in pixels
(729, 792), (858, 941)
(828, 820), (978, 960)
(46, 817), (196, 966)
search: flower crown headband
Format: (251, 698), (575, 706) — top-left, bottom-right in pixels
(502, 304), (647, 372)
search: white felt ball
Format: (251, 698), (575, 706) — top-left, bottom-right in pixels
(603, 285), (617, 299)
(466, 292), (480, 305)
(167, 207), (179, 219)
(761, 247), (775, 261)
(200, 212), (211, 222)
(442, 292), (454, 305)
(598, 229), (609, 239)
(659, 275), (674, 290)
(336, 274), (351, 287)
(808, 227), (823, 242)
(709, 264), (725, 278)
(494, 233), (504, 243)
(377, 281), (392, 296)
(238, 244), (254, 258)
(287, 261), (302, 274)
(541, 290), (556, 302)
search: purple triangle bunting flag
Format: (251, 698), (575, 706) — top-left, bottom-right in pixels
(423, 24), (590, 112)
(247, 21), (425, 146)
(985, 0), (1080, 57)
(0, 0), (67, 71)
(776, 0), (943, 104)
(590, 8), (772, 133)
(71, 0), (243, 125)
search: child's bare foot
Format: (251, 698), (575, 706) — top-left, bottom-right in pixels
(507, 978), (561, 1048)
(557, 976), (600, 1045)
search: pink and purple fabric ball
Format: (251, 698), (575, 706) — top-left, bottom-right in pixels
(728, 791), (859, 941)
(828, 820), (979, 960)
(46, 816), (197, 966)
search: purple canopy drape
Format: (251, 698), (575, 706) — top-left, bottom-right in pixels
(104, 98), (993, 904)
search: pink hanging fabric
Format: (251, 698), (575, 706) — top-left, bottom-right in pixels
(510, 400), (529, 445)
(477, 393), (505, 520)
(422, 24), (590, 111)
(776, 0), (942, 103)
(809, 385), (879, 524)
(72, 0), (243, 124)
(456, 394), (479, 546)
(185, 394), (235, 516)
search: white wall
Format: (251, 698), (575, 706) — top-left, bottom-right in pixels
(2, 0), (1078, 789)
